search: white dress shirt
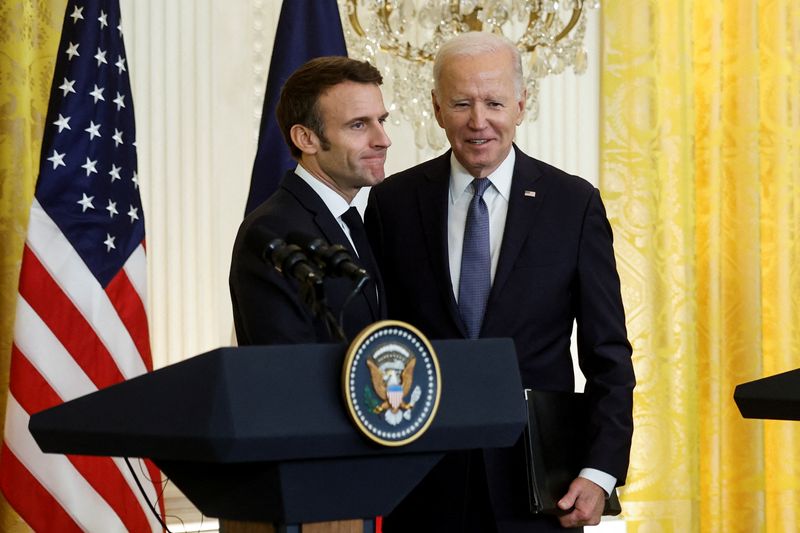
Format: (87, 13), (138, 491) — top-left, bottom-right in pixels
(294, 164), (369, 255)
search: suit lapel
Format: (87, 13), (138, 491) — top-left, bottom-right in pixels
(417, 153), (468, 337)
(281, 172), (347, 246)
(282, 172), (382, 320)
(484, 148), (548, 330)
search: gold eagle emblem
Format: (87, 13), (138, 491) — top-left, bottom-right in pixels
(365, 343), (422, 425)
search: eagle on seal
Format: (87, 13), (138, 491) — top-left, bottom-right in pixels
(366, 355), (416, 415)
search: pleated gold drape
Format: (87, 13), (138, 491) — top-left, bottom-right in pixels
(602, 1), (800, 532)
(0, 1), (66, 531)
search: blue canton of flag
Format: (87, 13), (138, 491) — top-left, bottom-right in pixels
(38, 0), (142, 287)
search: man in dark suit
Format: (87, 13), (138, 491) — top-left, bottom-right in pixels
(367, 32), (635, 532)
(230, 56), (390, 346)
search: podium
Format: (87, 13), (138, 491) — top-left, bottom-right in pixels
(29, 338), (527, 528)
(734, 368), (800, 420)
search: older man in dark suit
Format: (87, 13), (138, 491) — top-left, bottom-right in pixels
(367, 32), (635, 532)
(231, 56), (390, 346)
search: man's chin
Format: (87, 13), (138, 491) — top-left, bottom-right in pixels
(359, 172), (386, 187)
(366, 164), (387, 179)
(458, 152), (508, 178)
(462, 160), (495, 178)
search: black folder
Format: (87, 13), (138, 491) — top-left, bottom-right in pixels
(523, 389), (622, 516)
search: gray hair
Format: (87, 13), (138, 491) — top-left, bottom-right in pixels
(433, 32), (524, 98)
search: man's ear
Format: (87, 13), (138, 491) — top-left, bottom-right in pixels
(515, 88), (527, 125)
(289, 124), (319, 155)
(432, 90), (445, 128)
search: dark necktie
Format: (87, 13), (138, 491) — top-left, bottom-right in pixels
(458, 178), (492, 339)
(341, 206), (379, 311)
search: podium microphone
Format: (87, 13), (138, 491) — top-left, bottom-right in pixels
(248, 226), (322, 286)
(286, 231), (369, 285)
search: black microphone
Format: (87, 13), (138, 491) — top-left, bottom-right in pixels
(248, 226), (322, 286)
(286, 231), (370, 284)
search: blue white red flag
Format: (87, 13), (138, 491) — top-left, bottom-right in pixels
(0, 1), (164, 530)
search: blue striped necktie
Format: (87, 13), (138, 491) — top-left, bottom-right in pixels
(458, 178), (492, 339)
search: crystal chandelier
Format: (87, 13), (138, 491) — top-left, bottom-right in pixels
(339, 0), (598, 150)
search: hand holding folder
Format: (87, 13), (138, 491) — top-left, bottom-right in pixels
(522, 389), (622, 516)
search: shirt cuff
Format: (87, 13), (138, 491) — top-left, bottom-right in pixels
(578, 468), (616, 497)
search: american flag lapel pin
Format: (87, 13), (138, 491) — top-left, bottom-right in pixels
(524, 190), (536, 198)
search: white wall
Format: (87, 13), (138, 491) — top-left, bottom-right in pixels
(119, 0), (601, 369)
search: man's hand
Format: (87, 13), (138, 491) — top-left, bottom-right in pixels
(556, 477), (606, 528)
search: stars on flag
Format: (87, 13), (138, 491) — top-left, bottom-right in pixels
(89, 84), (105, 103)
(47, 150), (66, 169)
(53, 114), (71, 132)
(65, 42), (80, 60)
(85, 121), (101, 139)
(94, 47), (108, 66)
(77, 193), (95, 212)
(35, 1), (143, 273)
(81, 157), (98, 176)
(59, 78), (76, 96)
(109, 164), (122, 182)
(105, 199), (118, 218)
(70, 5), (84, 23)
(113, 92), (125, 110)
(103, 233), (116, 252)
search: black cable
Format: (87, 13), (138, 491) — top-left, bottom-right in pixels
(296, 273), (349, 343)
(134, 457), (170, 498)
(337, 277), (368, 340)
(146, 473), (200, 533)
(124, 457), (172, 532)
(324, 307), (347, 342)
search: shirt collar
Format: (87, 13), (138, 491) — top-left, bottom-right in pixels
(448, 148), (515, 204)
(294, 163), (356, 219)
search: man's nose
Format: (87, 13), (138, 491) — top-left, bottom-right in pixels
(468, 105), (487, 129)
(372, 123), (391, 148)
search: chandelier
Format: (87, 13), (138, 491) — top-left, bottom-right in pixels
(339, 0), (598, 150)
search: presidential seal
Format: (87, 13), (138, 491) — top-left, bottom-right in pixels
(343, 320), (441, 447)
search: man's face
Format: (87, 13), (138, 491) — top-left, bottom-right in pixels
(433, 49), (525, 178)
(313, 81), (391, 196)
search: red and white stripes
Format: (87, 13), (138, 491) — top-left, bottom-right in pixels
(0, 200), (163, 532)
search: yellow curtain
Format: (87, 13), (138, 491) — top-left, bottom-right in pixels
(0, 0), (66, 530)
(602, 1), (800, 532)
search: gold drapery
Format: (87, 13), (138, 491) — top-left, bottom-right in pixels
(0, 0), (66, 531)
(602, 1), (800, 531)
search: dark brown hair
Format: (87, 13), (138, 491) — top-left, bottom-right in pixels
(276, 56), (383, 159)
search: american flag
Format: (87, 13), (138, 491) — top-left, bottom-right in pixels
(0, 1), (164, 531)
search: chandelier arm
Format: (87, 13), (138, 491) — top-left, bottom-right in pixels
(462, 8), (484, 32)
(553, 3), (584, 42)
(519, 2), (584, 52)
(519, 11), (552, 51)
(373, 2), (434, 63)
(346, 0), (367, 37)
